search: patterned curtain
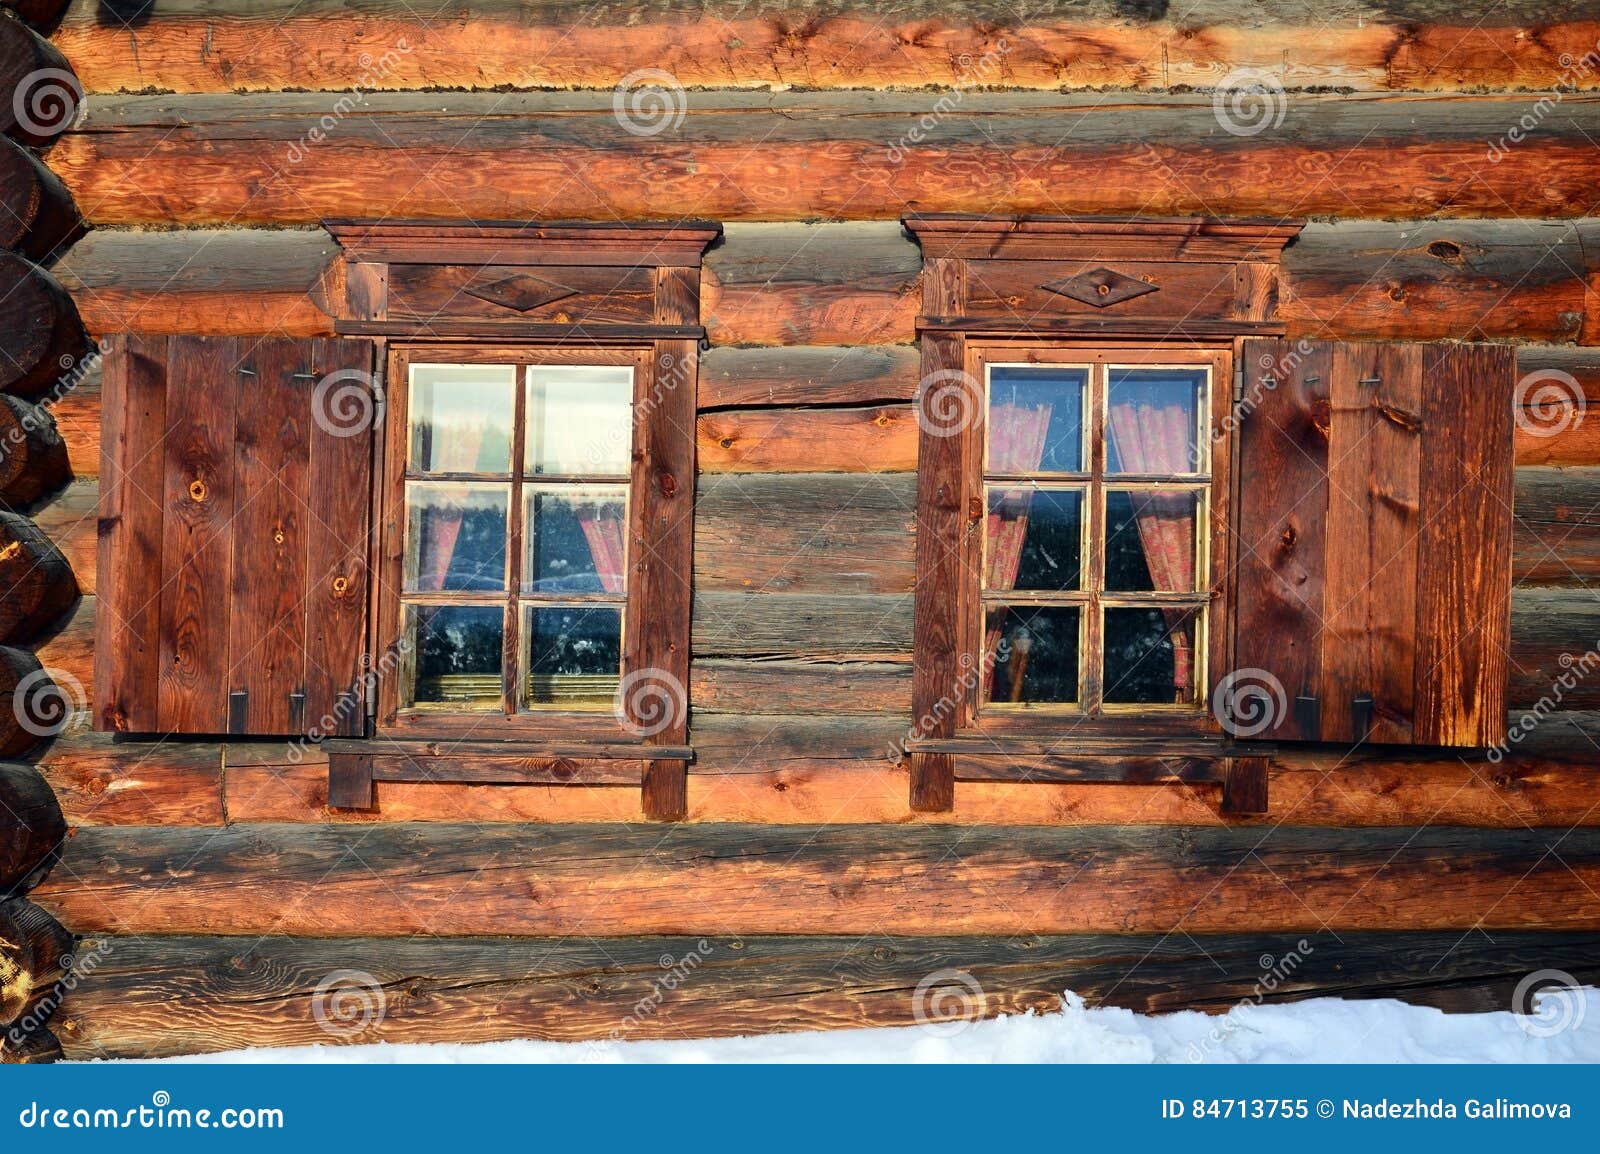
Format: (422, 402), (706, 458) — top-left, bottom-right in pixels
(1105, 397), (1196, 699)
(983, 403), (1053, 700)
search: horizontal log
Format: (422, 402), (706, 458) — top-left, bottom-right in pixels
(52, 92), (1600, 224)
(28, 478), (91, 594)
(699, 345), (919, 409)
(38, 730), (223, 826)
(0, 136), (82, 261)
(54, 927), (1600, 1060)
(695, 473), (915, 593)
(0, 394), (69, 510)
(698, 406), (918, 473)
(693, 592), (912, 657)
(32, 821), (1600, 936)
(30, 591), (88, 701)
(1508, 588), (1600, 710)
(0, 762), (64, 894)
(49, 0), (1600, 94)
(0, 251), (91, 398)
(692, 658), (911, 715)
(0, 511), (77, 644)
(1514, 468), (1600, 588)
(1514, 346), (1600, 467)
(0, 15), (78, 147)
(0, 898), (72, 1031)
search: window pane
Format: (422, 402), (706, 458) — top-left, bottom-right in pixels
(408, 364), (515, 474)
(1106, 367), (1206, 474)
(403, 604), (504, 710)
(1104, 489), (1201, 594)
(985, 487), (1082, 593)
(1103, 607), (1201, 706)
(982, 605), (1080, 706)
(525, 485), (628, 594)
(404, 481), (508, 593)
(523, 605), (623, 709)
(526, 366), (634, 477)
(987, 366), (1087, 474)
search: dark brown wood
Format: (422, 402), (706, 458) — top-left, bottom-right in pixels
(0, 762), (64, 894)
(387, 263), (657, 325)
(1, 2), (70, 31)
(0, 393), (68, 508)
(694, 592), (911, 658)
(1415, 343), (1515, 748)
(0, 898), (72, 1032)
(1221, 756), (1270, 815)
(0, 646), (49, 757)
(94, 335), (167, 733)
(33, 821), (1600, 937)
(0, 15), (77, 146)
(698, 406), (918, 473)
(691, 659), (912, 715)
(1513, 467), (1600, 588)
(0, 251), (89, 398)
(1507, 589), (1600, 712)
(326, 752), (374, 809)
(0, 136), (82, 261)
(0, 1026), (60, 1063)
(325, 219), (722, 269)
(0, 511), (76, 643)
(953, 753), (1227, 785)
(698, 346), (920, 410)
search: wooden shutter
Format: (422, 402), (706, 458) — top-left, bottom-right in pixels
(96, 334), (378, 737)
(1231, 340), (1514, 748)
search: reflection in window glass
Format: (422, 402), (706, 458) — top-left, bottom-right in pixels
(1106, 368), (1206, 475)
(408, 364), (515, 474)
(403, 482), (508, 593)
(1103, 607), (1199, 706)
(982, 605), (1080, 705)
(524, 485), (628, 594)
(404, 604), (504, 710)
(986, 487), (1083, 593)
(523, 605), (623, 709)
(987, 366), (1087, 473)
(1104, 490), (1199, 594)
(526, 366), (634, 477)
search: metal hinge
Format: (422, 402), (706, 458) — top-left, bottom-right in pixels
(1232, 366), (1245, 403)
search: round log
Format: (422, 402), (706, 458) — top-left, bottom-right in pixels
(0, 250), (90, 398)
(0, 761), (64, 894)
(0, 136), (83, 260)
(0, 511), (75, 643)
(0, 898), (72, 1034)
(0, 394), (67, 508)
(0, 1026), (61, 1063)
(1, 3), (70, 32)
(0, 16), (78, 147)
(0, 645), (63, 757)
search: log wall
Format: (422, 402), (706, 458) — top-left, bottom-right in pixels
(6, 0), (1600, 1057)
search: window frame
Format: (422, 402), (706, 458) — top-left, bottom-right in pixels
(376, 341), (660, 741)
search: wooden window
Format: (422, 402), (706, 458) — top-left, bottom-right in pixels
(903, 214), (1515, 817)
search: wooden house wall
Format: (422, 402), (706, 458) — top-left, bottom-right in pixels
(3, 0), (1600, 1056)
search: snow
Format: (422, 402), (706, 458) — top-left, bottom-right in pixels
(137, 987), (1600, 1065)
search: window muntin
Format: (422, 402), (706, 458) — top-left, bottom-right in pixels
(398, 360), (634, 714)
(979, 358), (1211, 713)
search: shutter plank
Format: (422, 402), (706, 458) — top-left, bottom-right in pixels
(1321, 343), (1420, 743)
(228, 339), (310, 734)
(1416, 344), (1515, 747)
(157, 338), (237, 733)
(94, 335), (168, 733)
(303, 338), (376, 738)
(1232, 339), (1330, 741)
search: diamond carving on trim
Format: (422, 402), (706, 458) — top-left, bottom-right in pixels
(464, 272), (579, 313)
(1041, 267), (1160, 308)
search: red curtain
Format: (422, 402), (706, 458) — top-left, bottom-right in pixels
(983, 403), (1053, 700)
(417, 418), (488, 591)
(577, 509), (627, 594)
(1105, 396), (1195, 699)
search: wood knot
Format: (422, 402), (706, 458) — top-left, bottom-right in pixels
(719, 437), (733, 449)
(273, 528), (285, 545)
(188, 479), (207, 502)
(331, 575), (349, 595)
(1426, 240), (1463, 261)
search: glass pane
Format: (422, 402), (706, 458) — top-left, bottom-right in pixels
(1106, 367), (1207, 475)
(525, 485), (628, 594)
(526, 366), (634, 477)
(402, 604), (504, 710)
(404, 482), (508, 593)
(1103, 606), (1201, 706)
(1104, 489), (1201, 594)
(982, 605), (1080, 706)
(985, 487), (1082, 593)
(986, 366), (1086, 474)
(408, 364), (515, 474)
(523, 605), (623, 710)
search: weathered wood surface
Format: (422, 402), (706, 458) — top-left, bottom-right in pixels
(39, 731), (224, 827)
(0, 762), (65, 895)
(698, 406), (918, 473)
(692, 592), (912, 657)
(32, 822), (1600, 936)
(0, 136), (82, 261)
(0, 15), (78, 146)
(53, 222), (1600, 350)
(0, 251), (90, 398)
(1514, 468), (1600, 588)
(0, 646), (51, 758)
(50, 0), (1600, 93)
(1508, 589), (1600, 711)
(0, 511), (77, 644)
(0, 394), (69, 509)
(1515, 347), (1600, 467)
(2, 2), (70, 32)
(54, 929), (1600, 1060)
(51, 93), (1600, 224)
(692, 659), (911, 715)
(699, 346), (919, 410)
(0, 898), (72, 1036)
(0, 1027), (61, 1063)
